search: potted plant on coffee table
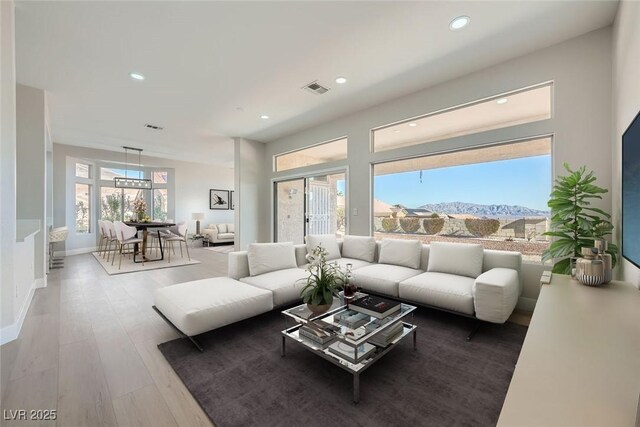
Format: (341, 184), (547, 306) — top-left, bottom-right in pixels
(299, 244), (345, 315)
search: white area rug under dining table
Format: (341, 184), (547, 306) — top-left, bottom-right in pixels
(92, 251), (200, 275)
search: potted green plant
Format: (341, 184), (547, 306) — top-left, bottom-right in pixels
(542, 163), (618, 274)
(299, 245), (345, 315)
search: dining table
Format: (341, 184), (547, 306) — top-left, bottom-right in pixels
(124, 221), (176, 262)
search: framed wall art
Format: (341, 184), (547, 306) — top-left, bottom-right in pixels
(210, 189), (229, 210)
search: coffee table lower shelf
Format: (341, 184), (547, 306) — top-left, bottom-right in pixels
(281, 322), (417, 403)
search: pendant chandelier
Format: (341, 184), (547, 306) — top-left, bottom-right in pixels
(113, 146), (153, 190)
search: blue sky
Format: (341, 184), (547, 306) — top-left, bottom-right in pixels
(374, 155), (551, 211)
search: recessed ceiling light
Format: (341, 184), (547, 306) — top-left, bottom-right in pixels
(335, 76), (347, 84)
(449, 16), (470, 31)
(260, 115), (270, 120)
(496, 98), (508, 105)
(408, 123), (417, 127)
(128, 72), (145, 81)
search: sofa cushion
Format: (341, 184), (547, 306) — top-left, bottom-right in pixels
(218, 232), (234, 239)
(306, 234), (341, 261)
(240, 268), (309, 306)
(227, 223), (235, 233)
(351, 264), (422, 297)
(206, 224), (217, 229)
(427, 242), (484, 279)
(399, 272), (475, 315)
(247, 242), (297, 276)
(153, 277), (273, 336)
(342, 236), (376, 262)
(378, 238), (422, 269)
(217, 224), (227, 233)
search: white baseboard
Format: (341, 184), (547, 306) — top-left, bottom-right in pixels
(35, 277), (46, 288)
(54, 246), (97, 257)
(517, 296), (537, 312)
(0, 281), (36, 345)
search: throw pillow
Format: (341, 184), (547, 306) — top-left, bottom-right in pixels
(217, 224), (227, 233)
(305, 234), (341, 261)
(378, 238), (422, 269)
(342, 235), (376, 262)
(427, 242), (484, 278)
(247, 242), (297, 276)
(227, 223), (235, 233)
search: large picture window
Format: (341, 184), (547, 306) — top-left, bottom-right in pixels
(74, 161), (93, 234)
(373, 137), (552, 263)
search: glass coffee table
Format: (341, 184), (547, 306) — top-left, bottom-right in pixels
(281, 293), (417, 403)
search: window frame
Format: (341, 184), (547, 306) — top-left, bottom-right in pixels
(370, 135), (554, 264)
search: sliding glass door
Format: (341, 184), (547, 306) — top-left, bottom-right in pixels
(274, 172), (346, 243)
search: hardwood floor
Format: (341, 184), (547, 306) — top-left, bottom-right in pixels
(1, 245), (227, 427)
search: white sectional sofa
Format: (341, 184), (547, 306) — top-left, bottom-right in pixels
(228, 235), (522, 323)
(202, 223), (235, 246)
(154, 235), (522, 350)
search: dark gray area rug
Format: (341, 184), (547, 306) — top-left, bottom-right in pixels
(158, 308), (527, 427)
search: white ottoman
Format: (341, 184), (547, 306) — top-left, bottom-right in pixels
(153, 277), (274, 350)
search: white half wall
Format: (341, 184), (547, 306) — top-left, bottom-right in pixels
(52, 143), (234, 253)
(261, 27), (614, 306)
(612, 1), (640, 289)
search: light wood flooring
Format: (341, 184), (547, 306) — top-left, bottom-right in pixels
(1, 245), (227, 427)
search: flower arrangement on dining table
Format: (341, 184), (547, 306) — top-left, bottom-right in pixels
(299, 244), (346, 314)
(132, 198), (148, 222)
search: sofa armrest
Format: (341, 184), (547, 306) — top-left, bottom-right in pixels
(294, 244), (307, 267)
(228, 251), (250, 279)
(473, 268), (519, 324)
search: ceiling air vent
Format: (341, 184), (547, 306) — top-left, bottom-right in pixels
(144, 123), (164, 130)
(303, 80), (330, 95)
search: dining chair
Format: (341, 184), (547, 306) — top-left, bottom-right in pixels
(148, 219), (175, 256)
(163, 222), (190, 263)
(102, 220), (119, 262)
(113, 221), (143, 269)
(97, 220), (108, 256)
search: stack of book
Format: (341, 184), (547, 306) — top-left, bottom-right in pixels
(328, 341), (376, 364)
(367, 321), (404, 348)
(364, 316), (396, 334)
(350, 295), (401, 319)
(333, 310), (369, 329)
(298, 322), (336, 348)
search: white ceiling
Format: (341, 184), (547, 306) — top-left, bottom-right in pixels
(15, 1), (618, 167)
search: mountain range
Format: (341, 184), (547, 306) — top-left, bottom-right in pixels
(417, 201), (549, 218)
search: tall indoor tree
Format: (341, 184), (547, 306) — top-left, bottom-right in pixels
(542, 163), (618, 274)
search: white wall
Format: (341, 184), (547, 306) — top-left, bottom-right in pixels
(16, 83), (47, 284)
(234, 137), (266, 250)
(612, 1), (640, 289)
(260, 28), (614, 307)
(1, 0), (18, 331)
(53, 143), (234, 253)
